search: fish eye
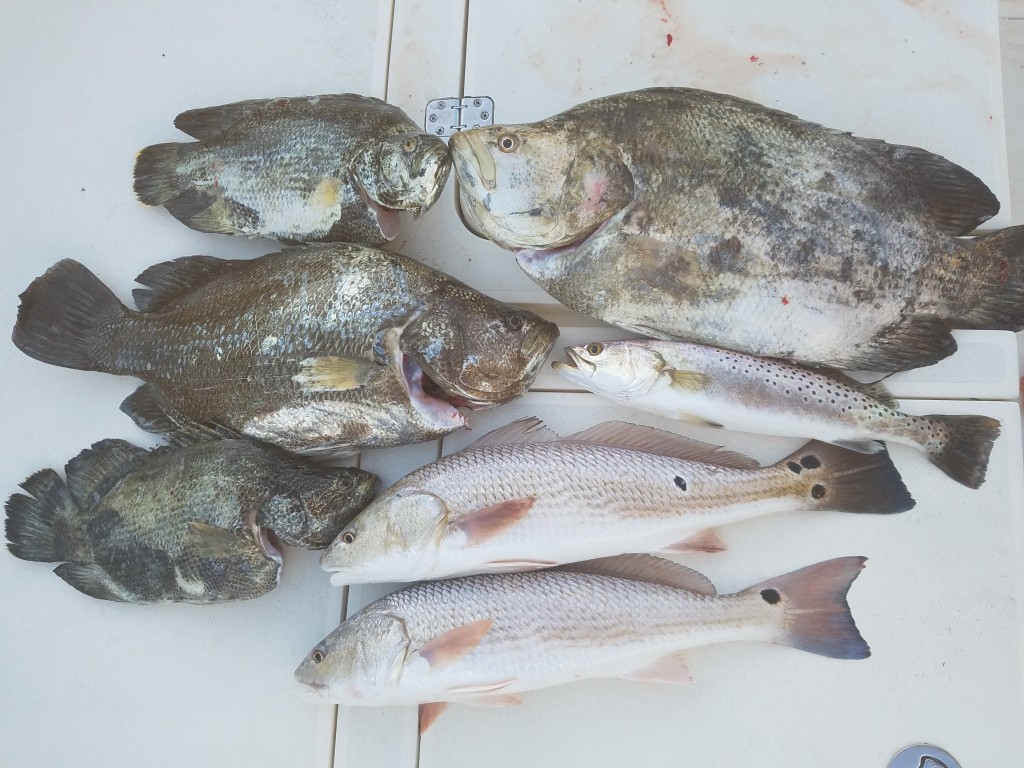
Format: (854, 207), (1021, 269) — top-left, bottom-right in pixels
(506, 313), (524, 330)
(497, 133), (519, 153)
(403, 136), (417, 153)
(339, 476), (354, 491)
(342, 531), (356, 544)
(312, 647), (326, 664)
(586, 343), (604, 356)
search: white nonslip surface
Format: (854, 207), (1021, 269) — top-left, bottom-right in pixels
(1, 1), (1022, 767)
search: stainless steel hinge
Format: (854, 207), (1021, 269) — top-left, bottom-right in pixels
(424, 97), (494, 138)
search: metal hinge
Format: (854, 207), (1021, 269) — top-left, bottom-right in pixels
(424, 97), (494, 138)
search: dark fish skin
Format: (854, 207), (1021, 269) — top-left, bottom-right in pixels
(451, 88), (1024, 372)
(4, 437), (379, 603)
(134, 94), (451, 245)
(12, 245), (558, 455)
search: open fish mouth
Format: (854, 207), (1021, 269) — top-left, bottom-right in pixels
(259, 527), (284, 565)
(354, 180), (402, 241)
(552, 347), (596, 383)
(399, 354), (468, 429)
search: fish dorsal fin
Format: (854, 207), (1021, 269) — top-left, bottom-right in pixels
(65, 439), (151, 510)
(120, 384), (238, 446)
(559, 554), (717, 595)
(562, 421), (760, 469)
(464, 417), (562, 450)
(173, 97), (277, 140)
(854, 137), (999, 235)
(132, 255), (234, 312)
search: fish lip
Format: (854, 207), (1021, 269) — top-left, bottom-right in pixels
(299, 681), (330, 701)
(450, 131), (496, 191)
(259, 527), (284, 565)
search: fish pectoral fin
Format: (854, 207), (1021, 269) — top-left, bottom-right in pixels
(620, 652), (692, 685)
(416, 618), (493, 670)
(292, 356), (379, 393)
(54, 563), (130, 602)
(184, 521), (255, 558)
(831, 439), (886, 455)
(418, 702), (448, 733)
(453, 498), (535, 544)
(559, 554), (717, 595)
(660, 529), (727, 554)
(666, 369), (710, 392)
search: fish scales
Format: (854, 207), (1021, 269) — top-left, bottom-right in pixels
(13, 245), (558, 454)
(451, 88), (1024, 371)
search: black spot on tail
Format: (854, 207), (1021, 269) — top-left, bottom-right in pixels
(800, 454), (821, 470)
(761, 588), (781, 605)
(811, 484), (826, 499)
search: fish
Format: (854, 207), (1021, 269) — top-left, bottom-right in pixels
(319, 417), (913, 585)
(4, 430), (379, 603)
(553, 339), (1001, 489)
(12, 244), (559, 456)
(297, 554), (870, 730)
(134, 93), (451, 245)
(449, 87), (1024, 371)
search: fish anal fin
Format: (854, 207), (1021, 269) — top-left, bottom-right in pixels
(453, 498), (534, 544)
(559, 554), (717, 595)
(419, 702), (448, 733)
(564, 421), (758, 469)
(120, 384), (234, 445)
(661, 529), (727, 554)
(162, 189), (261, 237)
(466, 693), (522, 707)
(54, 563), (129, 602)
(293, 356), (379, 393)
(132, 254), (234, 312)
(844, 316), (956, 372)
(620, 652), (692, 684)
(416, 619), (493, 670)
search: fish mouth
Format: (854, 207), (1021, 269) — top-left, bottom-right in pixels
(450, 131), (496, 191)
(354, 179), (401, 241)
(259, 527), (284, 565)
(399, 354), (469, 429)
(554, 347), (596, 381)
(299, 681), (329, 701)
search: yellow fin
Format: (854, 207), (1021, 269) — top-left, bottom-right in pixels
(292, 356), (377, 393)
(184, 522), (254, 558)
(667, 369), (710, 391)
(416, 619), (493, 670)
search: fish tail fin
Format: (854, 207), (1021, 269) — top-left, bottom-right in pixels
(923, 414), (1001, 489)
(4, 469), (78, 562)
(777, 440), (915, 514)
(13, 259), (128, 372)
(746, 556), (870, 660)
(134, 142), (186, 206)
(953, 225), (1024, 330)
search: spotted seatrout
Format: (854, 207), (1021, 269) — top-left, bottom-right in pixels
(4, 433), (378, 603)
(297, 555), (870, 731)
(320, 418), (913, 584)
(554, 339), (1000, 488)
(135, 93), (450, 245)
(12, 245), (558, 456)
(450, 88), (1024, 371)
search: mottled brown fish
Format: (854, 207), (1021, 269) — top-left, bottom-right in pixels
(450, 88), (1024, 371)
(4, 433), (378, 603)
(135, 94), (450, 245)
(12, 244), (558, 455)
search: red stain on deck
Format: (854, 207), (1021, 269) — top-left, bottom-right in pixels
(781, 296), (790, 305)
(750, 55), (759, 62)
(655, 0), (672, 20)
(666, 33), (673, 46)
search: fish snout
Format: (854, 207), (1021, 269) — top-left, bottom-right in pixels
(451, 131), (496, 191)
